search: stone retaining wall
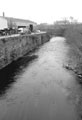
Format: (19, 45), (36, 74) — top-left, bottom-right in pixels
(0, 32), (50, 69)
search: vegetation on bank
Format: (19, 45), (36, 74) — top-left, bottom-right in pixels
(63, 26), (82, 81)
(36, 23), (82, 79)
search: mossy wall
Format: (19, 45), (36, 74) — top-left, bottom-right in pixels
(0, 33), (50, 69)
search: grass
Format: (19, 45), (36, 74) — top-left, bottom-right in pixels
(36, 23), (82, 74)
(63, 25), (82, 74)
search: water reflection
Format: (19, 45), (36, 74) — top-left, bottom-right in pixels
(0, 54), (38, 97)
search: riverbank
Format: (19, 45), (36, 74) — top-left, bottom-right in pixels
(38, 24), (82, 82)
(40, 24), (82, 81)
(0, 32), (50, 70)
(62, 26), (82, 82)
(0, 36), (79, 120)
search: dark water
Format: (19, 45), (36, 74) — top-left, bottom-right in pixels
(0, 37), (82, 120)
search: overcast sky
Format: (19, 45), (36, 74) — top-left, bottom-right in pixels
(0, 0), (82, 24)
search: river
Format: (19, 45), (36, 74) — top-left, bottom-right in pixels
(0, 37), (82, 120)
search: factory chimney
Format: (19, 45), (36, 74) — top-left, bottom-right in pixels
(3, 12), (5, 17)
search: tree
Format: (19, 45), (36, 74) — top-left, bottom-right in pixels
(70, 16), (74, 23)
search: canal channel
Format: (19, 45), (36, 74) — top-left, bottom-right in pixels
(0, 37), (82, 120)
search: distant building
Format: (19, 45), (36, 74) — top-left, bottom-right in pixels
(55, 20), (70, 25)
(0, 15), (37, 30)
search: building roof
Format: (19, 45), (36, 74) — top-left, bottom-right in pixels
(0, 16), (37, 25)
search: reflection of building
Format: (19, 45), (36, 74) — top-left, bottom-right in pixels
(0, 15), (37, 30)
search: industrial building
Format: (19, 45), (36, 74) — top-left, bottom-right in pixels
(0, 13), (37, 30)
(5, 16), (37, 28)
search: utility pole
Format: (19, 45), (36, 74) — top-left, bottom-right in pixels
(3, 12), (5, 17)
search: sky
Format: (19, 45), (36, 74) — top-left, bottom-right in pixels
(0, 0), (82, 24)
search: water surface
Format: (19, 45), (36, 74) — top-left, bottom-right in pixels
(0, 37), (81, 120)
